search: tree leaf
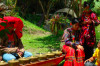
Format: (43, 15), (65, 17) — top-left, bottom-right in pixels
(0, 23), (6, 26)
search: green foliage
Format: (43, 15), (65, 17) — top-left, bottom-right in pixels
(15, 15), (63, 55)
(48, 14), (70, 35)
(0, 29), (9, 38)
(0, 22), (9, 38)
(58, 60), (65, 66)
(24, 14), (41, 24)
(0, 30), (5, 38)
(6, 0), (16, 6)
(0, 23), (6, 26)
(4, 29), (10, 34)
(92, 1), (100, 15)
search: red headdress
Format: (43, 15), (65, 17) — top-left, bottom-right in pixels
(3, 16), (24, 39)
(0, 18), (6, 31)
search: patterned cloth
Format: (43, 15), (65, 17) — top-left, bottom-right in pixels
(80, 10), (100, 60)
(0, 31), (24, 61)
(63, 45), (85, 66)
(3, 16), (24, 39)
(80, 11), (100, 47)
(93, 48), (100, 66)
(62, 28), (85, 66)
(62, 28), (81, 47)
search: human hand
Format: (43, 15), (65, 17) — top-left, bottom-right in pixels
(84, 19), (92, 24)
(88, 19), (92, 24)
(17, 51), (24, 57)
(84, 59), (92, 64)
(76, 45), (84, 50)
(17, 48), (25, 57)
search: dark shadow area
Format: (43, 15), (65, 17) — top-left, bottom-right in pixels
(18, 12), (72, 32)
(19, 14), (50, 31)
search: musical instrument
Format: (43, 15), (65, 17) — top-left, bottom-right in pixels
(0, 61), (8, 66)
(46, 52), (55, 58)
(18, 57), (30, 65)
(28, 56), (38, 63)
(0, 50), (65, 66)
(8, 59), (19, 66)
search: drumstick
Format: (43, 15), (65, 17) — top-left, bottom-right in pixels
(17, 53), (22, 58)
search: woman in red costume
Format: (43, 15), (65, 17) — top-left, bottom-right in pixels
(80, 1), (100, 60)
(62, 18), (85, 66)
(0, 16), (32, 62)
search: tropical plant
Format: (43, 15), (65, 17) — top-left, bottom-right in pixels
(39, 0), (60, 21)
(48, 14), (70, 35)
(5, 0), (18, 16)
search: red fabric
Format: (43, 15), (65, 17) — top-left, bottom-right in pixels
(80, 11), (99, 47)
(15, 18), (23, 38)
(62, 45), (85, 66)
(0, 20), (6, 31)
(7, 33), (14, 41)
(0, 25), (5, 31)
(15, 28), (23, 39)
(3, 16), (16, 29)
(3, 16), (23, 39)
(0, 18), (2, 21)
(7, 33), (15, 47)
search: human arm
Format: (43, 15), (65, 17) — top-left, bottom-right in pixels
(63, 29), (73, 46)
(84, 56), (95, 63)
(1, 47), (18, 53)
(63, 28), (79, 48)
(91, 13), (100, 26)
(85, 48), (98, 63)
(16, 36), (25, 56)
(0, 37), (18, 53)
(76, 45), (84, 50)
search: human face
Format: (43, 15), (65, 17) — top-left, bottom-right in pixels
(84, 6), (89, 11)
(72, 23), (79, 30)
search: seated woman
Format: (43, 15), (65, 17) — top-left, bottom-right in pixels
(62, 18), (85, 66)
(0, 16), (32, 62)
(84, 40), (100, 66)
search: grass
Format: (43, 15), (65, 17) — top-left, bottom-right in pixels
(15, 15), (64, 65)
(14, 14), (100, 66)
(15, 15), (63, 56)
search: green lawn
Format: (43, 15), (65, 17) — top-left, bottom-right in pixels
(95, 25), (100, 39)
(14, 15), (100, 66)
(16, 16), (62, 56)
(95, 24), (100, 45)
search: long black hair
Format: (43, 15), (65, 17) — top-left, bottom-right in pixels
(83, 1), (90, 8)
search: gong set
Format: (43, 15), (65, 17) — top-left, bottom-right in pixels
(0, 50), (63, 66)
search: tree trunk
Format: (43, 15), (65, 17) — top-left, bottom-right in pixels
(79, 0), (82, 16)
(39, 0), (45, 16)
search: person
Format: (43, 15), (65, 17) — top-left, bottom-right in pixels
(84, 40), (100, 66)
(80, 1), (100, 60)
(0, 16), (32, 62)
(62, 18), (85, 66)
